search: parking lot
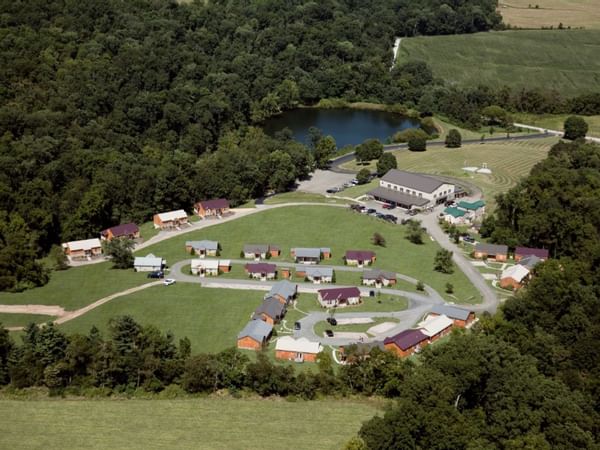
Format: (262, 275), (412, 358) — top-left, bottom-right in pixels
(296, 170), (356, 195)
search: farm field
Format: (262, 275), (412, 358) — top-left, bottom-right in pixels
(141, 206), (480, 303)
(399, 30), (600, 96)
(0, 263), (149, 310)
(513, 113), (600, 136)
(0, 397), (381, 450)
(60, 284), (263, 354)
(342, 137), (557, 209)
(498, 0), (600, 29)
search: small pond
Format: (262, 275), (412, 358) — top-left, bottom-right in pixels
(261, 108), (421, 148)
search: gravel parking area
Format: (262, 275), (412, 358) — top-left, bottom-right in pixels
(296, 170), (356, 195)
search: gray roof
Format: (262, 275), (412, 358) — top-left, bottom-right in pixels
(134, 254), (163, 267)
(303, 266), (334, 277)
(475, 243), (508, 255)
(362, 269), (396, 280)
(381, 169), (446, 193)
(186, 240), (219, 251)
(519, 255), (542, 269)
(430, 304), (472, 321)
(254, 297), (286, 319)
(293, 248), (321, 258)
(244, 244), (269, 254)
(369, 186), (430, 207)
(268, 280), (297, 299)
(237, 320), (273, 341)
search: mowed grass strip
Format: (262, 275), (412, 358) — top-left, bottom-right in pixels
(392, 138), (557, 210)
(0, 398), (380, 450)
(141, 205), (480, 303)
(513, 112), (600, 136)
(0, 263), (150, 310)
(60, 284), (263, 354)
(399, 30), (600, 96)
(499, 0), (600, 29)
(0, 314), (57, 328)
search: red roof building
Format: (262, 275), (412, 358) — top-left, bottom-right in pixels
(384, 329), (429, 357)
(344, 250), (376, 266)
(317, 287), (361, 307)
(100, 223), (140, 241)
(514, 246), (549, 261)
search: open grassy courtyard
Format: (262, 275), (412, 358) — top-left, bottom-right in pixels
(0, 263), (149, 310)
(499, 0), (600, 29)
(60, 284), (264, 354)
(0, 397), (381, 450)
(141, 205), (479, 303)
(399, 30), (600, 97)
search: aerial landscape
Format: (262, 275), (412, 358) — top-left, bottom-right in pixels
(0, 0), (599, 448)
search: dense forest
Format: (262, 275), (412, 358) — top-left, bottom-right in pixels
(0, 0), (504, 290)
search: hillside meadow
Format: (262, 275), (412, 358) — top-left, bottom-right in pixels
(399, 30), (600, 96)
(0, 397), (381, 450)
(498, 0), (600, 29)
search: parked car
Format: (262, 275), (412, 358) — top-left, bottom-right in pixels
(384, 214), (397, 223)
(163, 278), (176, 286)
(407, 209), (418, 216)
(382, 203), (395, 209)
(294, 321), (301, 330)
(350, 204), (363, 211)
(326, 188), (339, 194)
(375, 212), (386, 219)
(147, 270), (164, 279)
(326, 317), (337, 326)
(350, 179), (359, 185)
(367, 208), (377, 215)
(325, 329), (334, 337)
(463, 236), (476, 243)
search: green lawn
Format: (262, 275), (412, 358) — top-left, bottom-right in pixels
(0, 397), (380, 450)
(141, 206), (479, 303)
(138, 220), (161, 242)
(264, 192), (352, 205)
(60, 284), (263, 354)
(513, 112), (600, 137)
(341, 180), (379, 198)
(0, 263), (149, 310)
(0, 314), (57, 328)
(399, 30), (600, 97)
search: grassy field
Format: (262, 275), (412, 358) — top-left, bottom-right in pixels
(141, 206), (480, 303)
(0, 397), (380, 450)
(343, 138), (557, 209)
(0, 263), (149, 310)
(399, 30), (600, 96)
(499, 0), (600, 29)
(60, 284), (263, 353)
(0, 314), (56, 328)
(513, 112), (600, 136)
(263, 191), (352, 205)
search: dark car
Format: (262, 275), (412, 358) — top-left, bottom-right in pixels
(463, 235), (475, 243)
(384, 214), (397, 223)
(375, 212), (386, 219)
(325, 329), (334, 337)
(367, 208), (377, 215)
(147, 271), (164, 279)
(326, 317), (337, 326)
(326, 188), (339, 194)
(294, 321), (301, 330)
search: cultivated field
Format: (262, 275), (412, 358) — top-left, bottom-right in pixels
(513, 113), (600, 136)
(399, 30), (600, 96)
(499, 0), (600, 29)
(0, 397), (380, 450)
(342, 138), (557, 209)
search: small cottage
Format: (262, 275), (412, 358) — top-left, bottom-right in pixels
(473, 243), (508, 262)
(317, 287), (361, 307)
(267, 280), (298, 304)
(100, 223), (140, 241)
(62, 238), (103, 261)
(237, 320), (273, 350)
(153, 210), (188, 230)
(275, 337), (323, 363)
(362, 269), (397, 287)
(297, 266), (334, 284)
(344, 250), (376, 267)
(417, 314), (454, 342)
(514, 246), (549, 261)
(133, 254), (165, 272)
(253, 297), (287, 325)
(245, 263), (277, 280)
(429, 304), (475, 328)
(384, 329), (429, 357)
(185, 240), (219, 257)
(500, 264), (530, 290)
(194, 198), (230, 218)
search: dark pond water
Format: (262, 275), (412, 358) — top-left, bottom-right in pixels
(261, 108), (421, 148)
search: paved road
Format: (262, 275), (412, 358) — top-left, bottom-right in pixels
(513, 123), (600, 144)
(329, 133), (551, 173)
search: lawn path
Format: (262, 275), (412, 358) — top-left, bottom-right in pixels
(5, 281), (162, 331)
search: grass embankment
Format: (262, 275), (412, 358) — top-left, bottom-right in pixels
(0, 397), (381, 450)
(341, 138), (557, 210)
(513, 113), (600, 136)
(0, 314), (57, 328)
(142, 206), (479, 303)
(263, 192), (352, 205)
(498, 0), (600, 29)
(0, 263), (149, 311)
(399, 30), (600, 96)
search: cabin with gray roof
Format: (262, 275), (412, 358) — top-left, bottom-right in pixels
(369, 169), (455, 210)
(185, 240), (219, 257)
(133, 254), (165, 272)
(362, 269), (397, 287)
(291, 247), (331, 264)
(429, 304), (475, 328)
(237, 320), (273, 350)
(253, 297), (286, 325)
(296, 266), (334, 284)
(267, 280), (297, 304)
(243, 244), (280, 260)
(474, 243), (508, 261)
